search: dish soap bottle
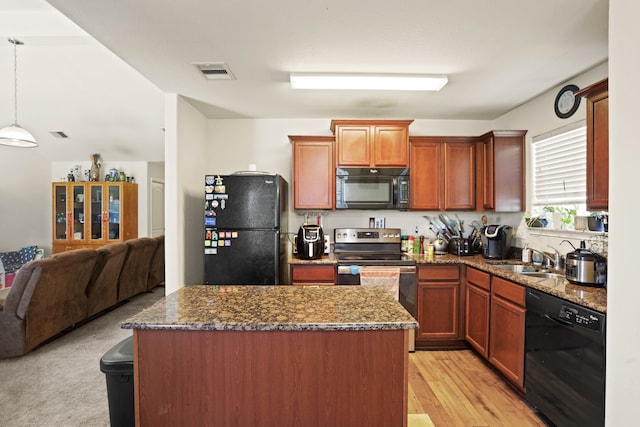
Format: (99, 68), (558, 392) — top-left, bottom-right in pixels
(522, 243), (531, 263)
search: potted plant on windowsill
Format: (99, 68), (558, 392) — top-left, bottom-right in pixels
(524, 206), (553, 228)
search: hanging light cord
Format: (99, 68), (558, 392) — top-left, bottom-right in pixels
(8, 38), (23, 125)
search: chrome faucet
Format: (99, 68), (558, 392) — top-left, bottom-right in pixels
(547, 245), (563, 270)
(530, 246), (562, 270)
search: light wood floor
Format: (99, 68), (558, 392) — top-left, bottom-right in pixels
(408, 350), (548, 427)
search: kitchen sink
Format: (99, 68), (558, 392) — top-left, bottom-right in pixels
(488, 263), (566, 280)
(488, 263), (538, 273)
(518, 271), (565, 280)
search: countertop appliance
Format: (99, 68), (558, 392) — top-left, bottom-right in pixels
(333, 228), (416, 350)
(448, 237), (472, 256)
(481, 225), (512, 259)
(296, 224), (324, 260)
(335, 168), (409, 210)
(565, 242), (607, 287)
(203, 174), (288, 285)
(525, 288), (605, 427)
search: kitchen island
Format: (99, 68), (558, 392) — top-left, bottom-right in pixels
(122, 285), (418, 427)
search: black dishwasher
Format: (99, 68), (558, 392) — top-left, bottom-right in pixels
(525, 287), (605, 427)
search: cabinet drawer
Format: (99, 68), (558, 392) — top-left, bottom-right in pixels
(418, 265), (459, 281)
(466, 267), (490, 290)
(291, 265), (335, 282)
(491, 276), (525, 306)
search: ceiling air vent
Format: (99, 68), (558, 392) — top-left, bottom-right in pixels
(193, 62), (235, 80)
(50, 131), (68, 138)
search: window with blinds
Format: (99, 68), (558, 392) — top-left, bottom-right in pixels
(532, 122), (586, 207)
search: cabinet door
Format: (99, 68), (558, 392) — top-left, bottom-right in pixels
(417, 281), (460, 340)
(106, 184), (123, 242)
(410, 141), (442, 210)
(476, 131), (526, 212)
(443, 142), (475, 210)
(416, 265), (461, 342)
(88, 183), (105, 243)
(336, 125), (371, 166)
(489, 295), (525, 389)
(465, 268), (491, 358)
(588, 93), (609, 210)
(373, 125), (409, 166)
(578, 79), (609, 211)
(52, 184), (69, 243)
(290, 264), (336, 285)
(70, 183), (88, 242)
(465, 284), (490, 357)
(479, 136), (495, 209)
(291, 137), (335, 209)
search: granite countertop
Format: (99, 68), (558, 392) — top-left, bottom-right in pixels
(288, 253), (337, 264)
(414, 253), (607, 313)
(287, 252), (607, 313)
(122, 285), (418, 332)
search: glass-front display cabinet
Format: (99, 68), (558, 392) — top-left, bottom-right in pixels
(52, 182), (138, 253)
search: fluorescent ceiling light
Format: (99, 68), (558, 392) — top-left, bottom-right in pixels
(290, 73), (448, 91)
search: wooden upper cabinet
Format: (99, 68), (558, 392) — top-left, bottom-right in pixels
(443, 141), (475, 210)
(410, 140), (442, 210)
(289, 135), (335, 210)
(410, 136), (475, 210)
(577, 79), (608, 211)
(475, 130), (526, 212)
(331, 120), (413, 167)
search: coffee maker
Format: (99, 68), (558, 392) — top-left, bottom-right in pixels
(482, 225), (513, 259)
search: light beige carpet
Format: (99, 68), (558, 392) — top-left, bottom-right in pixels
(408, 413), (435, 427)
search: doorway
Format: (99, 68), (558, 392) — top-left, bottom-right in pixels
(150, 179), (165, 237)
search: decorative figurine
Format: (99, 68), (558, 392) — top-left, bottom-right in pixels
(90, 153), (101, 181)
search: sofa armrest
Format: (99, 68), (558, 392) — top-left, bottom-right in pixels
(2, 261), (39, 318)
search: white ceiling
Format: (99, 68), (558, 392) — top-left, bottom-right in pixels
(0, 0), (608, 161)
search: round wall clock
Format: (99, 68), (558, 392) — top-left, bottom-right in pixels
(554, 84), (581, 119)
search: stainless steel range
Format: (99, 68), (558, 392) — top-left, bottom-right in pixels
(334, 227), (417, 320)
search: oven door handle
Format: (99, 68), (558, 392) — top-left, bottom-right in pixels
(337, 265), (416, 275)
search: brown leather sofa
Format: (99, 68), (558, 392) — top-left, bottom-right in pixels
(117, 237), (158, 302)
(0, 249), (98, 359)
(0, 236), (165, 359)
(86, 242), (128, 318)
(147, 235), (165, 290)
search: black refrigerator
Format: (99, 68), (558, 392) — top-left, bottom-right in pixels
(204, 173), (288, 285)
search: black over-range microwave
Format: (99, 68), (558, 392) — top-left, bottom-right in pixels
(335, 167), (410, 210)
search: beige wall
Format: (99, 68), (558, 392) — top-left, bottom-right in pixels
(607, 0), (638, 424)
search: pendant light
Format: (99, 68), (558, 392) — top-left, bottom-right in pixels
(0, 38), (37, 148)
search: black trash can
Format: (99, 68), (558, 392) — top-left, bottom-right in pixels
(100, 335), (135, 427)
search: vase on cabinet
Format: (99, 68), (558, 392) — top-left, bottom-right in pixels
(90, 153), (101, 181)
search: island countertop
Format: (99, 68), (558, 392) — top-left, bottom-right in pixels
(122, 284), (418, 332)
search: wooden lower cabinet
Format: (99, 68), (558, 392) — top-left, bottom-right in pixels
(465, 267), (526, 391)
(489, 276), (526, 391)
(465, 267), (491, 357)
(290, 264), (336, 285)
(416, 264), (465, 348)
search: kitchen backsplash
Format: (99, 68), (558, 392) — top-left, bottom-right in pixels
(288, 210), (608, 257)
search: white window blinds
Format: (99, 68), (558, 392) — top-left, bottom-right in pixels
(532, 122), (586, 206)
